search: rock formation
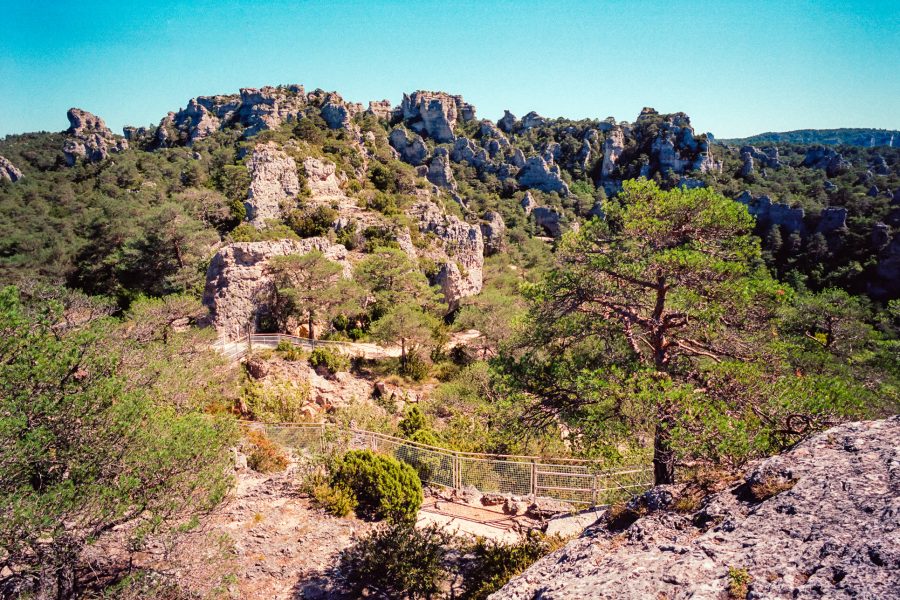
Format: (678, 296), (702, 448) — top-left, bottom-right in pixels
(366, 100), (393, 120)
(303, 157), (345, 198)
(517, 156), (570, 195)
(245, 143), (301, 227)
(740, 145), (781, 177)
(202, 238), (350, 340)
(870, 232), (900, 300)
(0, 155), (23, 182)
(398, 91), (476, 143)
(802, 146), (852, 177)
(532, 206), (565, 238)
(62, 108), (127, 166)
(497, 110), (517, 133)
(736, 191), (805, 233)
(600, 127), (625, 180)
(426, 148), (456, 190)
(817, 206), (848, 233)
(493, 416), (900, 600)
(480, 211), (506, 255)
(408, 200), (483, 308)
(389, 128), (428, 166)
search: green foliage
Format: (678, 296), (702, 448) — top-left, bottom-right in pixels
(285, 204), (338, 238)
(398, 405), (428, 437)
(0, 286), (236, 598)
(240, 377), (311, 422)
(312, 482), (358, 517)
(727, 566), (753, 599)
(308, 346), (350, 374)
(275, 339), (306, 361)
(339, 522), (450, 599)
(330, 450), (423, 522)
(459, 532), (567, 600)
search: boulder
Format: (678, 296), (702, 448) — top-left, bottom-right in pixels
(388, 128), (429, 166)
(493, 417), (900, 600)
(426, 147), (456, 190)
(202, 238), (350, 341)
(520, 111), (547, 131)
(736, 191), (805, 233)
(303, 157), (345, 198)
(62, 108), (128, 166)
(517, 156), (570, 195)
(532, 206), (565, 238)
(817, 206), (848, 233)
(245, 142), (301, 227)
(600, 127), (625, 180)
(802, 146), (852, 177)
(480, 211), (506, 255)
(869, 154), (891, 176)
(497, 110), (517, 133)
(520, 191), (537, 215)
(366, 99), (393, 120)
(0, 155), (23, 182)
(399, 90), (476, 143)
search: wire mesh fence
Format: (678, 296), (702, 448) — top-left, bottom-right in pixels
(255, 421), (652, 506)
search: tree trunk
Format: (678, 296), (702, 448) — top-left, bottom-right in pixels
(36, 540), (79, 600)
(652, 411), (675, 485)
(400, 338), (406, 369)
(308, 313), (314, 341)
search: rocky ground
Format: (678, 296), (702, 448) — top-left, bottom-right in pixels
(491, 417), (900, 600)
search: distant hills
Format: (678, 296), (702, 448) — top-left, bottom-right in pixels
(716, 128), (897, 148)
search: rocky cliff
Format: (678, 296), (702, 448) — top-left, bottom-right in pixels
(245, 142), (302, 227)
(0, 155), (23, 182)
(492, 417), (900, 600)
(62, 108), (128, 166)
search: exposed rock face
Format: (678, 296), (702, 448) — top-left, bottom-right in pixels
(870, 154), (891, 176)
(497, 110), (517, 133)
(532, 206), (564, 238)
(520, 111), (547, 131)
(366, 99), (393, 120)
(520, 191), (536, 215)
(399, 91), (476, 143)
(0, 155), (23, 182)
(740, 145), (781, 177)
(202, 238), (349, 340)
(517, 156), (570, 195)
(245, 143), (300, 227)
(736, 191), (805, 233)
(409, 201), (483, 308)
(303, 157), (344, 198)
(817, 206), (848, 233)
(480, 211), (506, 255)
(802, 146), (852, 177)
(63, 108), (127, 166)
(389, 128), (428, 166)
(870, 232), (900, 300)
(600, 127), (625, 180)
(426, 148), (456, 190)
(493, 417), (900, 600)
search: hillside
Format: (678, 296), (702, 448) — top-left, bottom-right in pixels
(718, 128), (898, 148)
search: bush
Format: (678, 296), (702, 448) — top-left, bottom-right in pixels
(312, 483), (358, 517)
(401, 350), (430, 382)
(285, 205), (337, 238)
(245, 429), (289, 473)
(459, 532), (567, 600)
(241, 378), (311, 422)
(399, 404), (427, 437)
(331, 450), (423, 522)
(308, 346), (350, 375)
(339, 522), (450, 599)
(275, 339), (305, 361)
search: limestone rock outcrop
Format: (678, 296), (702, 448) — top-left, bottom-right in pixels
(366, 99), (393, 120)
(63, 108), (127, 166)
(870, 232), (900, 300)
(389, 128), (428, 166)
(245, 143), (300, 227)
(600, 127), (625, 180)
(740, 145), (781, 176)
(303, 157), (345, 198)
(497, 110), (517, 133)
(736, 191), (805, 233)
(817, 206), (848, 233)
(802, 146), (852, 177)
(532, 206), (564, 238)
(408, 200), (483, 308)
(426, 148), (456, 190)
(0, 155), (23, 182)
(399, 91), (476, 143)
(493, 417), (900, 600)
(202, 238), (349, 340)
(517, 156), (570, 195)
(480, 211), (506, 255)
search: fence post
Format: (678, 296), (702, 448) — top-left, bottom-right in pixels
(370, 432), (376, 452)
(453, 452), (460, 489)
(530, 460), (537, 497)
(591, 473), (598, 506)
(319, 423), (326, 452)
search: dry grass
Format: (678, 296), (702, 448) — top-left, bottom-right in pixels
(749, 476), (797, 502)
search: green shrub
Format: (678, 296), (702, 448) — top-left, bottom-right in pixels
(245, 429), (289, 473)
(312, 483), (358, 517)
(285, 205), (337, 238)
(275, 339), (305, 361)
(339, 522), (450, 599)
(331, 450), (423, 522)
(459, 532), (567, 599)
(727, 566), (753, 599)
(241, 378), (311, 422)
(308, 346), (350, 374)
(401, 350), (430, 381)
(399, 404), (427, 437)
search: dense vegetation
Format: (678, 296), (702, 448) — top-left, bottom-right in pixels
(718, 128), (898, 147)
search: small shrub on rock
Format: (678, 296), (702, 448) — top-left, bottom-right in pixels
(331, 449), (422, 522)
(309, 346), (350, 375)
(727, 566), (753, 599)
(245, 429), (289, 473)
(339, 521), (450, 599)
(275, 339), (306, 361)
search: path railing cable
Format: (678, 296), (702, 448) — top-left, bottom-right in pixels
(251, 421), (653, 507)
(213, 333), (383, 362)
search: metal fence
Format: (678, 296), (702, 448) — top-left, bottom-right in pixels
(213, 333), (369, 362)
(261, 422), (653, 506)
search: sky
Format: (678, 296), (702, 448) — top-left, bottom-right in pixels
(1, 0), (898, 138)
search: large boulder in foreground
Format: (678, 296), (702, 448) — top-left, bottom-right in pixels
(491, 416), (900, 599)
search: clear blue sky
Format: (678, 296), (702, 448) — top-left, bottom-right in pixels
(1, 0), (898, 138)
